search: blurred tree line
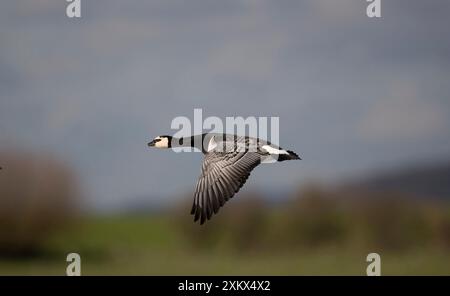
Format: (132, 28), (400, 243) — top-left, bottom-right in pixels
(0, 150), (78, 256)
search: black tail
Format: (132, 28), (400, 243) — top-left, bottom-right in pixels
(277, 150), (301, 162)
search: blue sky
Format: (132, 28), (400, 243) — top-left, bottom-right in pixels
(1, 0), (449, 210)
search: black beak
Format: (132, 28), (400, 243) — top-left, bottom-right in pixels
(148, 140), (156, 147)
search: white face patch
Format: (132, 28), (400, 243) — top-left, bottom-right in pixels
(154, 136), (169, 148)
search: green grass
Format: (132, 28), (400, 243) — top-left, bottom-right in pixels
(1, 215), (449, 275)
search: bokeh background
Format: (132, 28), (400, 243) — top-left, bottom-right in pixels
(1, 0), (449, 275)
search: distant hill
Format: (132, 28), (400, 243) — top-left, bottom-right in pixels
(347, 161), (450, 200)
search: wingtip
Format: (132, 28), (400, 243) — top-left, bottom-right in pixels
(193, 207), (200, 222)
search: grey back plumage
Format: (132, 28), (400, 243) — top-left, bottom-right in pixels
(191, 135), (265, 224)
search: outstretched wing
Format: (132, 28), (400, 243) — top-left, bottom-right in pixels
(191, 150), (262, 224)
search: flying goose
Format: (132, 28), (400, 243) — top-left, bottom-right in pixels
(148, 133), (300, 224)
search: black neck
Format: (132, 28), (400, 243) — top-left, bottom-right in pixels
(170, 134), (208, 152)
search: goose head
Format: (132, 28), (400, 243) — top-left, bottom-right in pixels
(148, 135), (172, 149)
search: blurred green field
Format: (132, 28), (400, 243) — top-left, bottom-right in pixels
(1, 153), (449, 275)
(1, 214), (449, 275)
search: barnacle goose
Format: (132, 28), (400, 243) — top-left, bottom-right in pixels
(148, 133), (300, 224)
